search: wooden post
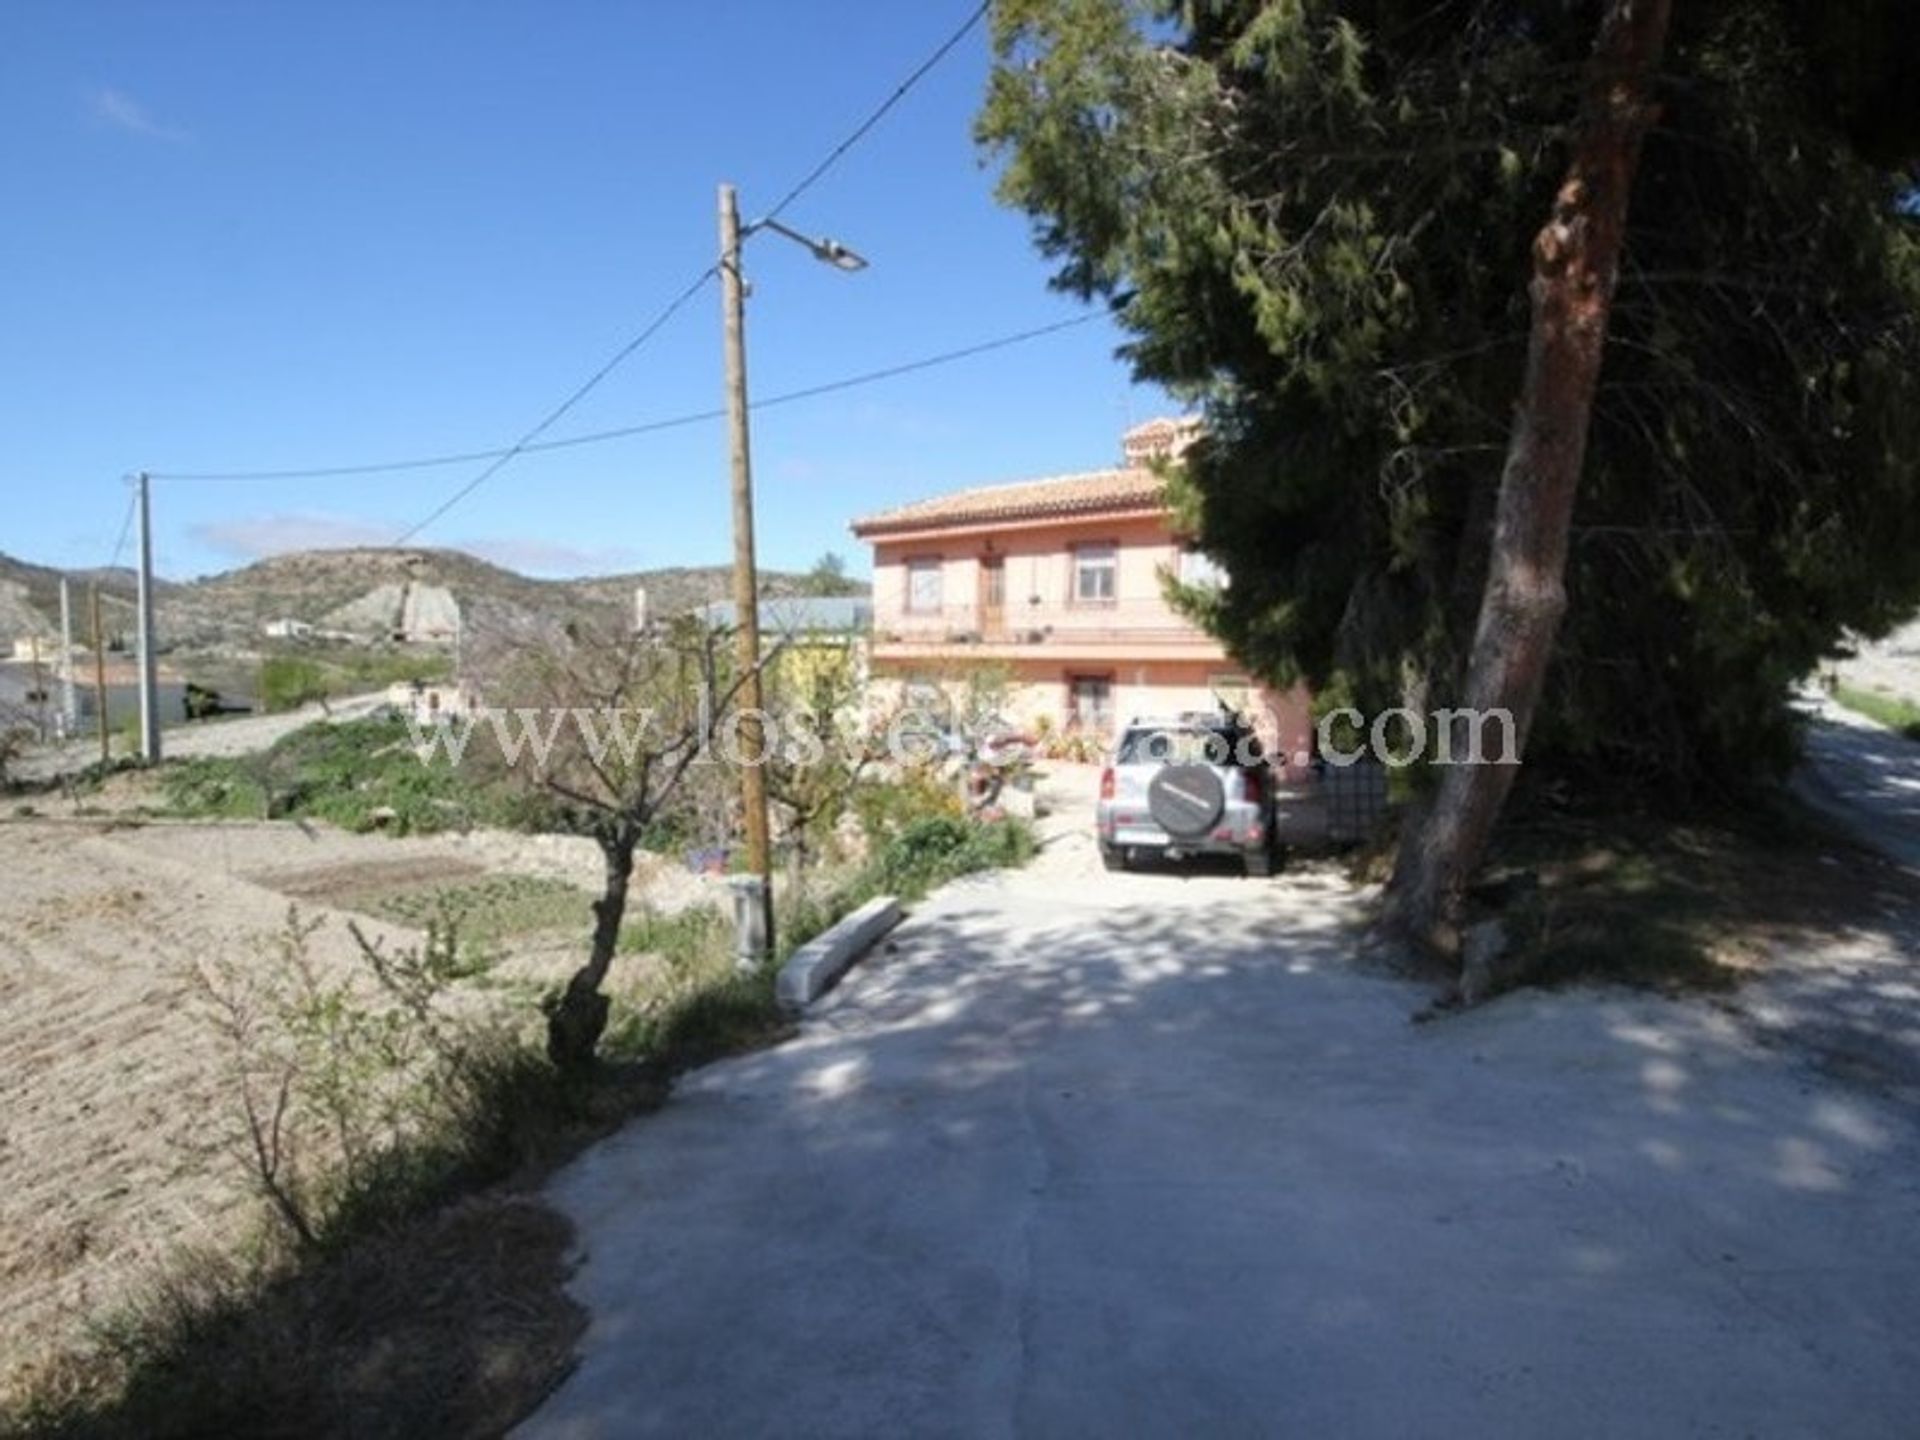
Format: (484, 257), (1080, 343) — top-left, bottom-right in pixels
(91, 584), (109, 766)
(59, 576), (77, 735)
(719, 182), (775, 961)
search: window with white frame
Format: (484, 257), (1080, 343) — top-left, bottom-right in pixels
(905, 558), (943, 613)
(1071, 542), (1118, 606)
(1179, 548), (1228, 590)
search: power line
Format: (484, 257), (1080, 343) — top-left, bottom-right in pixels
(753, 313), (1096, 413)
(762, 0), (989, 224)
(105, 485), (137, 571)
(140, 1), (990, 542)
(389, 265), (718, 544)
(383, 2), (987, 544)
(148, 314), (1099, 483)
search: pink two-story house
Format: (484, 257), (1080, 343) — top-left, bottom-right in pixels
(851, 419), (1312, 759)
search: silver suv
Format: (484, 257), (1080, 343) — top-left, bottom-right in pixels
(1095, 711), (1277, 877)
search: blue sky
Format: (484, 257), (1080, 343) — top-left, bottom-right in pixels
(1, 1), (1168, 582)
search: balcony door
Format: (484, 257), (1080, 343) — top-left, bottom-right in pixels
(978, 556), (1006, 637)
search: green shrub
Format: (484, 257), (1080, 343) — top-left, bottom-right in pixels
(258, 657), (331, 713)
(158, 716), (542, 835)
(159, 759), (268, 819)
(851, 768), (962, 845)
(867, 815), (1036, 900)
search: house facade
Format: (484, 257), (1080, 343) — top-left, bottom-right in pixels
(851, 420), (1312, 765)
(697, 595), (872, 698)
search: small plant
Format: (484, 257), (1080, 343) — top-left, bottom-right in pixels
(191, 905), (524, 1251)
(365, 877), (586, 949)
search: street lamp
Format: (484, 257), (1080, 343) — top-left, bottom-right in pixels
(751, 216), (870, 273)
(718, 183), (868, 966)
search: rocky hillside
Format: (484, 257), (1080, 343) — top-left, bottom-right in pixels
(0, 555), (153, 650)
(0, 548), (861, 654)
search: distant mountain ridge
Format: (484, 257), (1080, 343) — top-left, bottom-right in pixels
(0, 547), (863, 653)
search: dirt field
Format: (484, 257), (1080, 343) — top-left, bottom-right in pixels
(0, 808), (733, 1400)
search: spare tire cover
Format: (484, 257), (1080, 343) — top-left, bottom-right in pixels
(1148, 764), (1226, 838)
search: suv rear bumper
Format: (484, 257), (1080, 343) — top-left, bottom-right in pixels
(1099, 800), (1268, 856)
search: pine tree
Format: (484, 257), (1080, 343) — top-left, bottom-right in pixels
(979, 0), (1920, 932)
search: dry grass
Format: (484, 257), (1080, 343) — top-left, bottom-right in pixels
(1483, 794), (1920, 992)
(8, 982), (784, 1440)
(0, 814), (742, 1428)
(1830, 682), (1920, 742)
(0, 811), (813, 1438)
(16, 1196), (588, 1440)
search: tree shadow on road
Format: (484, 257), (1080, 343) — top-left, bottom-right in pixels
(525, 864), (1920, 1436)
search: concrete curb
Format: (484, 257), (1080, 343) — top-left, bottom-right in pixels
(776, 895), (902, 1010)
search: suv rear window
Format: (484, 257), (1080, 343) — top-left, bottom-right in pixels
(1117, 728), (1224, 765)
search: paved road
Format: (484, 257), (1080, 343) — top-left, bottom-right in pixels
(15, 691), (388, 782)
(1795, 697), (1920, 873)
(521, 861), (1920, 1439)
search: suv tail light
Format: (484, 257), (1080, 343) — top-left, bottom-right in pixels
(1242, 767), (1265, 806)
(1099, 767), (1115, 801)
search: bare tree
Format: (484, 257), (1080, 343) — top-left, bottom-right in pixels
(478, 615), (759, 1070)
(1386, 0), (1674, 953)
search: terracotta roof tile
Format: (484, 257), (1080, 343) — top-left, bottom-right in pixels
(851, 466), (1168, 536)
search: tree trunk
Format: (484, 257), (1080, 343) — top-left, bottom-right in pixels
(1384, 0), (1672, 953)
(546, 827), (637, 1071)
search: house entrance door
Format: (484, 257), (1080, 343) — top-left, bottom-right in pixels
(979, 557), (1006, 637)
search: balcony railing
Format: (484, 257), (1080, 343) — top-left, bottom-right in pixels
(873, 599), (1214, 648)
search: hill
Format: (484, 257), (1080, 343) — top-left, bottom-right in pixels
(0, 548), (862, 655)
(0, 555), (154, 651)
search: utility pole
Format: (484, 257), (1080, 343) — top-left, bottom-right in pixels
(719, 182), (774, 963)
(90, 584), (109, 767)
(135, 471), (161, 762)
(58, 576), (77, 738)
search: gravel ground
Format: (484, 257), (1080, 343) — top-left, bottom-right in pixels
(13, 690), (390, 783)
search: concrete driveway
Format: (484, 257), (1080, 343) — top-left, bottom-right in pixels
(520, 857), (1920, 1438)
